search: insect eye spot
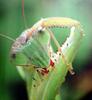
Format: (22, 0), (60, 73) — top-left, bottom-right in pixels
(33, 84), (36, 87)
(52, 55), (54, 58)
(59, 53), (61, 55)
(11, 53), (16, 59)
(54, 59), (57, 61)
(67, 43), (68, 46)
(36, 69), (39, 72)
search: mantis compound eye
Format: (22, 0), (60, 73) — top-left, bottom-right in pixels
(11, 53), (16, 59)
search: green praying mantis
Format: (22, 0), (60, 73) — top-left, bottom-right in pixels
(0, 13), (84, 100)
(0, 0), (84, 77)
(8, 17), (83, 76)
(0, 17), (84, 76)
(0, 1), (85, 100)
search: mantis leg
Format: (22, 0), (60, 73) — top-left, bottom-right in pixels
(47, 28), (60, 49)
(47, 28), (75, 75)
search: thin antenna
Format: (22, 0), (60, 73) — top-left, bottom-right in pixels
(0, 34), (15, 42)
(22, 0), (27, 29)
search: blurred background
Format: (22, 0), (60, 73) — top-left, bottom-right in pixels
(0, 0), (92, 100)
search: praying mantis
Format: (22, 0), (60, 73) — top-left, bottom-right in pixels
(0, 1), (83, 77)
(10, 17), (83, 76)
(0, 1), (85, 100)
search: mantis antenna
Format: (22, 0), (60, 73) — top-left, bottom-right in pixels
(22, 0), (28, 29)
(0, 34), (15, 42)
(0, 0), (28, 42)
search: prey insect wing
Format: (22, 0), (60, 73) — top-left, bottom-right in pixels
(11, 29), (51, 69)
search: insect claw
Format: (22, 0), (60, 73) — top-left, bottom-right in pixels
(69, 69), (75, 75)
(67, 63), (75, 75)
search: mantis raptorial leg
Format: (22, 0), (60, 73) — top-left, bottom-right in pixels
(47, 29), (60, 49)
(11, 17), (80, 54)
(47, 28), (75, 74)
